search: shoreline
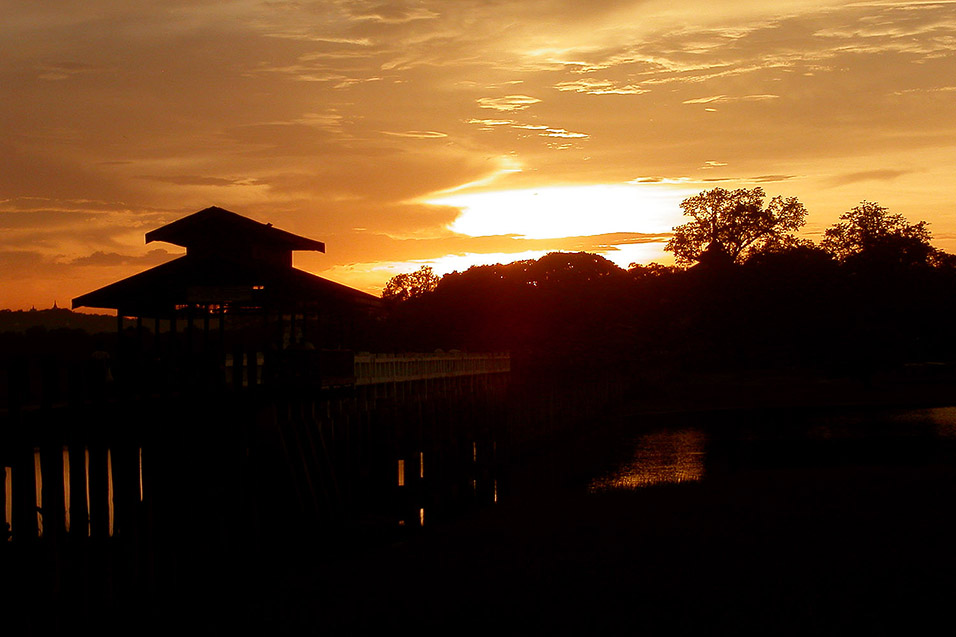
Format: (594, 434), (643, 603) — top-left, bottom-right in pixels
(622, 365), (956, 415)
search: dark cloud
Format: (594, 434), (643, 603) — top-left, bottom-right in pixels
(68, 248), (178, 267)
(0, 250), (48, 276)
(827, 169), (912, 188)
(750, 175), (797, 183)
(698, 175), (797, 184)
(137, 176), (263, 187)
(0, 209), (100, 229)
(295, 229), (674, 276)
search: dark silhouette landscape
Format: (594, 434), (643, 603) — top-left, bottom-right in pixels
(3, 191), (956, 632)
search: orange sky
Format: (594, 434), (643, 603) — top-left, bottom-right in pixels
(3, 0), (956, 309)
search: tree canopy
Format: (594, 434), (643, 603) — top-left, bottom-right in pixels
(382, 265), (440, 303)
(376, 212), (956, 373)
(821, 201), (934, 266)
(665, 187), (807, 266)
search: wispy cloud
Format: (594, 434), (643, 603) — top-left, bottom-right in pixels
(554, 79), (648, 95)
(477, 95), (541, 111)
(69, 248), (177, 267)
(468, 119), (587, 141)
(136, 176), (262, 187)
(381, 130), (448, 138)
(540, 128), (588, 139)
(827, 169), (913, 187)
(467, 119), (515, 126)
(683, 94), (779, 104)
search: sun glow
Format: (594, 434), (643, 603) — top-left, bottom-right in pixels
(319, 183), (691, 296)
(428, 184), (693, 240)
(426, 250), (551, 274)
(321, 242), (675, 297)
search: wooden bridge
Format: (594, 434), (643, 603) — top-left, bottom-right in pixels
(0, 347), (514, 628)
(0, 341), (639, 632)
(0, 209), (637, 629)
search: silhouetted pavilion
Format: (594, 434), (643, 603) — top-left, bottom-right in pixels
(72, 206), (379, 350)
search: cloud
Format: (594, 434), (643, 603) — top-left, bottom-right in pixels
(344, 2), (439, 24)
(468, 119), (588, 141)
(380, 130), (448, 138)
(68, 248), (178, 267)
(827, 169), (913, 187)
(35, 61), (99, 81)
(628, 174), (797, 185)
(629, 177), (693, 184)
(554, 79), (648, 95)
(137, 176), (263, 187)
(539, 128), (588, 139)
(467, 119), (515, 126)
(477, 95), (542, 111)
(750, 174), (798, 183)
(891, 85), (956, 95)
(683, 94), (780, 104)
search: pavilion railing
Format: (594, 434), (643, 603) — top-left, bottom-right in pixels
(1, 350), (510, 412)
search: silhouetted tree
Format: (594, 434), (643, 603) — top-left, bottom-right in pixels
(527, 252), (625, 288)
(821, 201), (934, 267)
(628, 262), (680, 281)
(666, 187), (807, 266)
(382, 265), (440, 303)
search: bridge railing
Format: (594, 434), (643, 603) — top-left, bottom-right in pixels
(2, 350), (511, 413)
(221, 350), (510, 389)
(353, 352), (510, 385)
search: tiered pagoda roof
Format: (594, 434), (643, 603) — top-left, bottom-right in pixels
(72, 206), (378, 317)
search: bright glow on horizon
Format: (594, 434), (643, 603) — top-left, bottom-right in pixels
(607, 242), (673, 268)
(321, 242), (674, 298)
(429, 184), (693, 240)
(426, 250), (552, 275)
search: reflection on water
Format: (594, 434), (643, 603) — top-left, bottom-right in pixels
(927, 407), (956, 438)
(34, 448), (43, 537)
(84, 447), (91, 537)
(107, 449), (114, 537)
(589, 406), (956, 493)
(589, 428), (707, 492)
(4, 467), (11, 540)
(62, 447), (71, 533)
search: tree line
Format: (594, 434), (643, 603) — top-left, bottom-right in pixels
(380, 188), (956, 376)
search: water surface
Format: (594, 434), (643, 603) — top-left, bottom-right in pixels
(589, 405), (956, 492)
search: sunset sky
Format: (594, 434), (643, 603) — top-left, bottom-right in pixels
(3, 0), (956, 310)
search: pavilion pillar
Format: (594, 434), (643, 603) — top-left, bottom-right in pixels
(170, 314), (177, 356)
(186, 306), (195, 355)
(218, 306), (225, 353)
(203, 307), (210, 351)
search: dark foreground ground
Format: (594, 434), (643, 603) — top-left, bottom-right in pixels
(12, 369), (956, 634)
(317, 467), (956, 635)
(223, 392), (956, 635)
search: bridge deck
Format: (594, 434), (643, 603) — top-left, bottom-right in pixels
(2, 350), (511, 413)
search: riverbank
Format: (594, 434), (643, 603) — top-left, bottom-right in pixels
(225, 386), (956, 634)
(628, 364), (956, 414)
(235, 460), (956, 634)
